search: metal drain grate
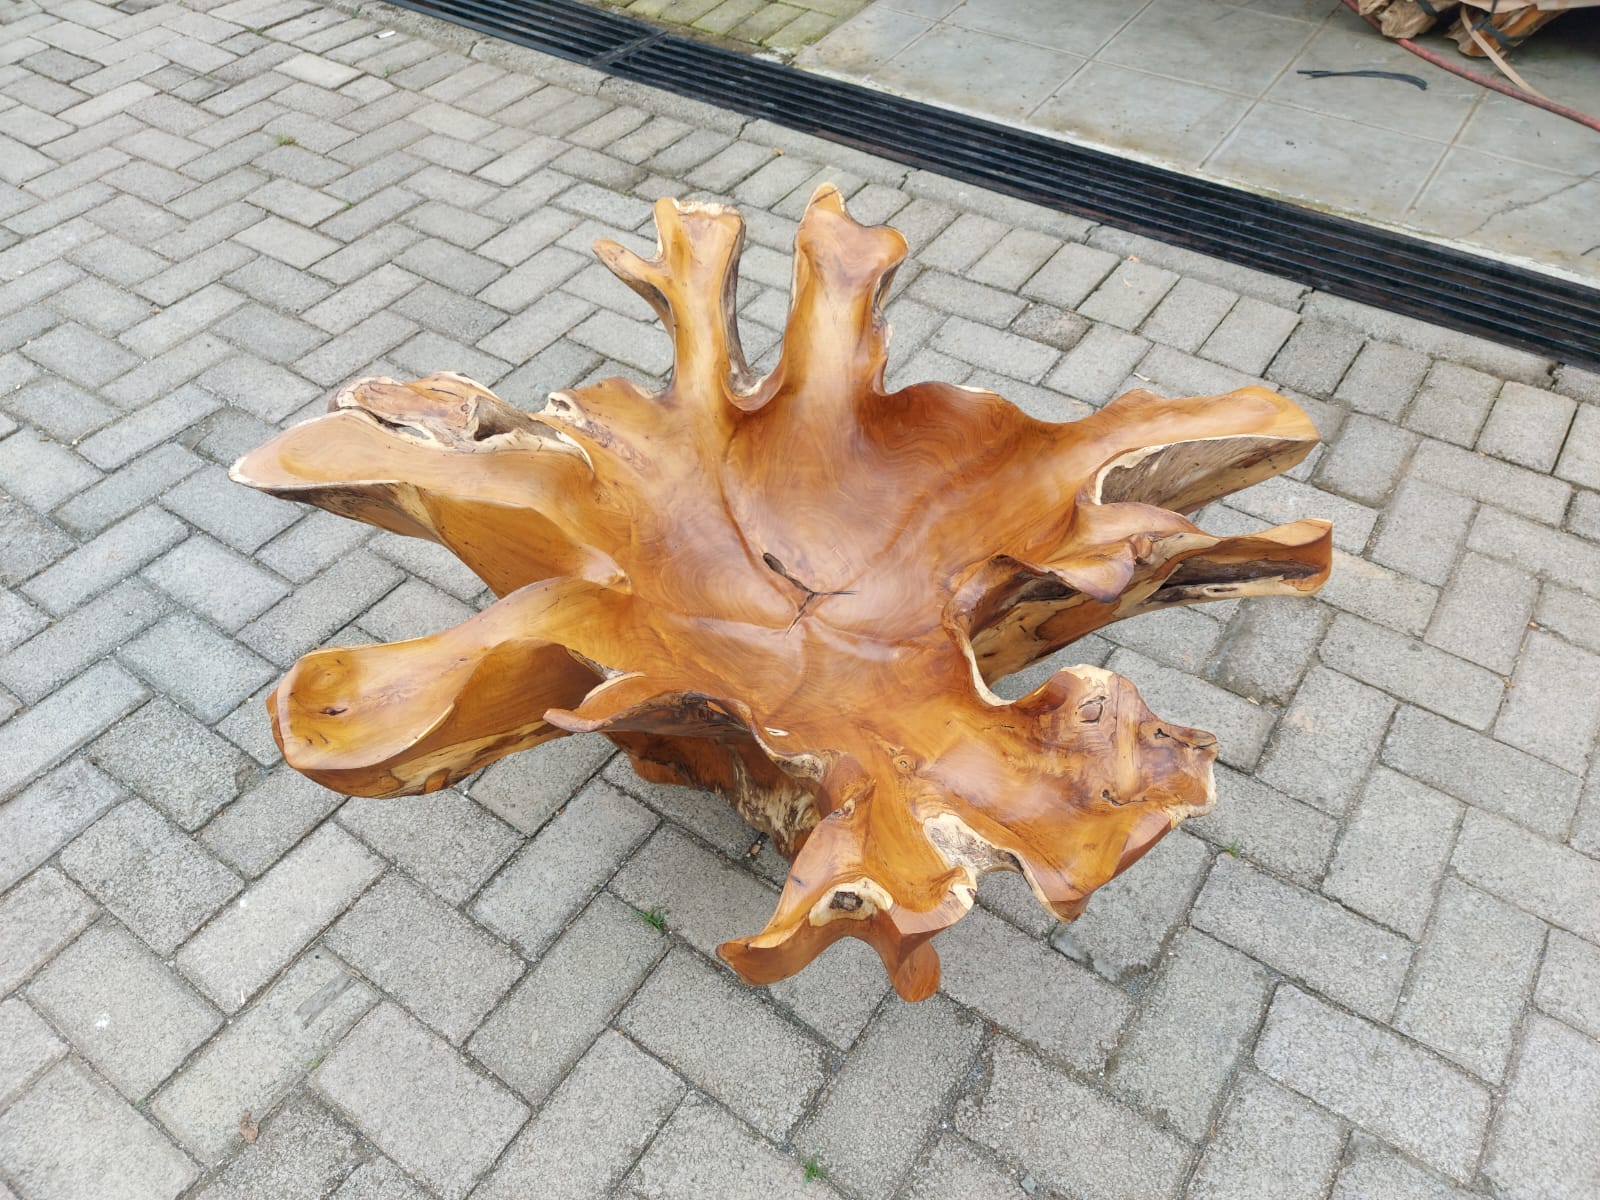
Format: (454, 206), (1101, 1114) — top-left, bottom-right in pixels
(391, 0), (1600, 370)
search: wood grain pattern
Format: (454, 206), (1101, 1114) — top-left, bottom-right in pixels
(232, 186), (1331, 999)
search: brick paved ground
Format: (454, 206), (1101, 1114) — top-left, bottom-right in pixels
(1, 1), (1599, 1197)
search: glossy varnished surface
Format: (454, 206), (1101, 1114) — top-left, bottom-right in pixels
(231, 187), (1331, 999)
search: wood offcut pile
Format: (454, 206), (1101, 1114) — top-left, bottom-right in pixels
(1361, 0), (1596, 54)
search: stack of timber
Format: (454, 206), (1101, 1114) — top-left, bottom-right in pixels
(1358, 0), (1595, 54)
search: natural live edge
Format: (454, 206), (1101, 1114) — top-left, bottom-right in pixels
(230, 186), (1332, 1000)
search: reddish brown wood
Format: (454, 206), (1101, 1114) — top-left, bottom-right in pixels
(232, 186), (1331, 1000)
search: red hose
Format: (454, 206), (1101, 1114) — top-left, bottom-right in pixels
(1341, 0), (1600, 131)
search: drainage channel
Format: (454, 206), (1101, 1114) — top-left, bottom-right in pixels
(388, 0), (1600, 370)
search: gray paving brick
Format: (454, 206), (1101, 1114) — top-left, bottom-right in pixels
(0, 1059), (197, 1200)
(327, 872), (520, 1043)
(1052, 829), (1208, 983)
(1495, 630), (1600, 774)
(905, 270), (1029, 328)
(1453, 809), (1600, 941)
(0, 492), (74, 588)
(54, 443), (204, 536)
(478, 1031), (683, 1200)
(178, 821), (382, 1011)
(22, 319), (140, 389)
(1410, 439), (1570, 525)
(238, 549), (404, 666)
(1254, 665), (1392, 814)
(0, 585), (49, 657)
(199, 765), (340, 878)
(1376, 483), (1472, 588)
(473, 780), (655, 957)
(1136, 276), (1234, 354)
(1020, 241), (1119, 310)
(1108, 929), (1271, 1140)
(1536, 930), (1600, 1039)
(611, 825), (888, 1048)
(0, 996), (65, 1110)
(796, 995), (980, 1196)
(0, 429), (100, 511)
(152, 948), (376, 1164)
(1424, 550), (1536, 674)
(902, 1135), (1027, 1200)
(235, 212), (340, 267)
(1322, 767), (1459, 939)
(21, 506), (186, 616)
(1257, 986), (1487, 1182)
(1198, 296), (1298, 378)
(1405, 360), (1499, 446)
(1193, 855), (1411, 1019)
(1044, 323), (1150, 405)
(1469, 505), (1600, 597)
(78, 387), (224, 471)
(337, 790), (517, 904)
(468, 734), (613, 835)
(1555, 402), (1600, 489)
(1569, 489), (1600, 542)
(89, 697), (248, 830)
(0, 867), (98, 996)
(0, 760), (123, 894)
(1383, 702), (1579, 838)
(329, 1155), (428, 1200)
(142, 533), (289, 632)
(1226, 474), (1375, 556)
(0, 660), (147, 800)
(0, 578), (166, 704)
(1, 377), (115, 445)
(629, 1091), (840, 1200)
(120, 613), (276, 724)
(1187, 1072), (1344, 1200)
(1477, 380), (1576, 472)
(357, 577), (473, 643)
(315, 1001), (528, 1200)
(28, 920), (222, 1101)
(939, 906), (1131, 1071)
(1332, 1136), (1477, 1200)
(190, 1092), (364, 1200)
(469, 891), (661, 1104)
(621, 946), (825, 1139)
(1315, 413), (1417, 506)
(1077, 260), (1177, 331)
(1188, 765), (1338, 885)
(1484, 1015), (1600, 1200)
(1333, 339), (1429, 419)
(162, 466), (303, 553)
(1320, 611), (1503, 730)
(1265, 319), (1362, 397)
(958, 1036), (1187, 1200)
(1397, 878), (1543, 1083)
(1210, 595), (1330, 703)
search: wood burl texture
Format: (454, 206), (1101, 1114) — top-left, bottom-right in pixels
(231, 185), (1331, 999)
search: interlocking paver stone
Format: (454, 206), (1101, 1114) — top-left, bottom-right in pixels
(189, 1092), (364, 1200)
(620, 947), (826, 1140)
(1257, 664), (1394, 815)
(0, 1059), (198, 1200)
(1452, 809), (1600, 942)
(469, 892), (663, 1103)
(153, 948), (376, 1164)
(1256, 987), (1488, 1182)
(1536, 930), (1600, 1039)
(0, 985), (65, 1111)
(1484, 1015), (1600, 1200)
(477, 1031), (684, 1200)
(0, 867), (98, 996)
(177, 822), (382, 1010)
(958, 1037), (1187, 1200)
(473, 779), (656, 956)
(89, 698), (249, 830)
(326, 872), (521, 1043)
(796, 995), (982, 1196)
(1395, 878), (1543, 1082)
(1108, 929), (1271, 1140)
(629, 1092), (842, 1200)
(61, 799), (243, 956)
(0, 759), (124, 892)
(1494, 630), (1600, 774)
(1192, 855), (1411, 1020)
(315, 1001), (529, 1200)
(27, 921), (223, 1101)
(1186, 1072), (1344, 1200)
